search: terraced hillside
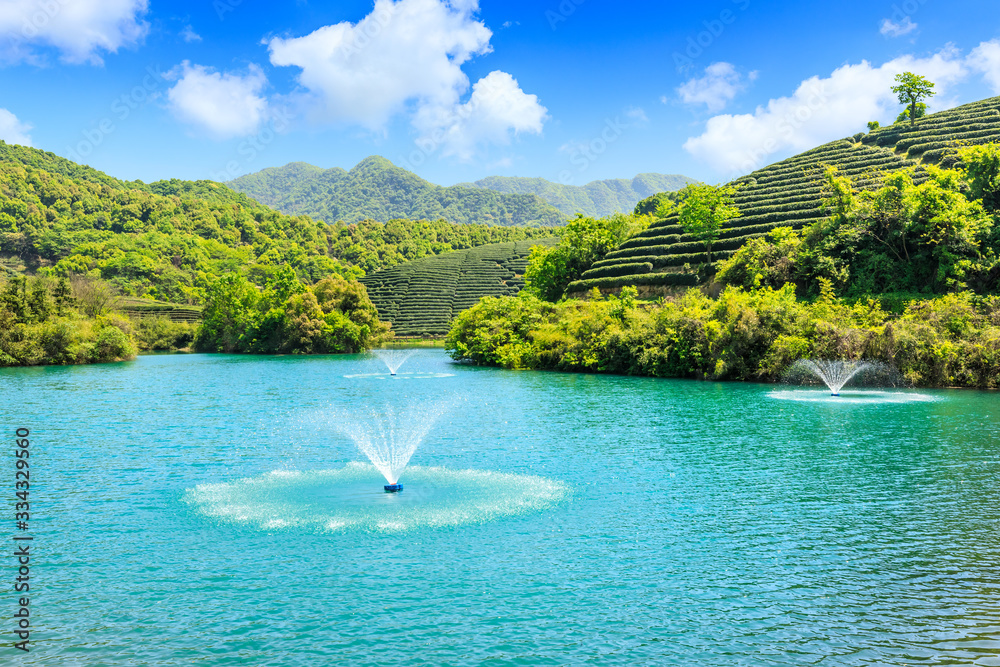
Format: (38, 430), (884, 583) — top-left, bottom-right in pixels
(571, 96), (1000, 294)
(120, 299), (202, 323)
(361, 238), (557, 336)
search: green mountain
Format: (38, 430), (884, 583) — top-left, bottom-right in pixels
(0, 143), (559, 312)
(458, 173), (695, 218)
(360, 238), (558, 337)
(574, 95), (1000, 294)
(228, 156), (566, 227)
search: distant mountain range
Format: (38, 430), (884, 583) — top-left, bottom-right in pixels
(457, 173), (695, 218)
(227, 156), (694, 226)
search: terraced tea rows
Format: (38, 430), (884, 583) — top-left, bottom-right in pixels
(360, 238), (558, 336)
(121, 299), (203, 322)
(570, 96), (1000, 294)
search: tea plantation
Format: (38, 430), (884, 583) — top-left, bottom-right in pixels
(570, 96), (1000, 293)
(360, 238), (558, 336)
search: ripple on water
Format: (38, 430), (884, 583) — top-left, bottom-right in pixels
(767, 389), (938, 404)
(342, 372), (456, 380)
(183, 463), (569, 533)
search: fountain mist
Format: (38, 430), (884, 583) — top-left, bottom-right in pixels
(329, 402), (448, 485)
(791, 359), (872, 395)
(373, 349), (415, 376)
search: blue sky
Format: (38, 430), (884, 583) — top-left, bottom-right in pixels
(1, 0), (998, 187)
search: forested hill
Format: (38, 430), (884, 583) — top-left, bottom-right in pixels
(0, 141), (263, 208)
(0, 145), (558, 304)
(228, 156), (567, 227)
(458, 173), (695, 218)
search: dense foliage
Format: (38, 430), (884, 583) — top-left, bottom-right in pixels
(717, 146), (999, 296)
(0, 160), (348, 303)
(0, 274), (138, 366)
(523, 213), (651, 301)
(0, 147), (557, 307)
(228, 156), (566, 227)
(462, 173), (694, 218)
(196, 266), (390, 354)
(446, 287), (1000, 388)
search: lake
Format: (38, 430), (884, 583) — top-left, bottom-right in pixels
(2, 350), (999, 665)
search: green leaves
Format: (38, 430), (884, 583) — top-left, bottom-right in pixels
(524, 212), (652, 302)
(677, 183), (741, 264)
(891, 72), (935, 127)
(194, 271), (389, 355)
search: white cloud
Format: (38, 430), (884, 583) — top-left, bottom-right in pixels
(684, 47), (971, 175)
(880, 16), (918, 38)
(180, 25), (201, 43)
(166, 62), (269, 139)
(0, 0), (148, 65)
(626, 106), (649, 125)
(969, 39), (1000, 93)
(268, 0), (491, 128)
(0, 108), (32, 145)
(677, 62), (749, 112)
(267, 0), (544, 158)
(414, 70), (546, 160)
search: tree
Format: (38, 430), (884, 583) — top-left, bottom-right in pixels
(70, 276), (120, 318)
(867, 121), (880, 132)
(677, 183), (741, 264)
(196, 273), (260, 353)
(524, 213), (651, 301)
(53, 277), (73, 316)
(960, 143), (1000, 213)
(895, 102), (927, 124)
(891, 72), (935, 127)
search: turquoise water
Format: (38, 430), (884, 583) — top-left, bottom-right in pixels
(2, 350), (999, 665)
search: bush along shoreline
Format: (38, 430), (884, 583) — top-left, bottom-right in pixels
(0, 275), (138, 366)
(444, 286), (1000, 389)
(0, 267), (393, 367)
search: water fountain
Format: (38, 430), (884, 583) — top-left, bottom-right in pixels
(768, 358), (931, 404)
(373, 349), (415, 376)
(329, 402), (447, 492)
(788, 359), (873, 395)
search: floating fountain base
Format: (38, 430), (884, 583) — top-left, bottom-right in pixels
(384, 483), (403, 492)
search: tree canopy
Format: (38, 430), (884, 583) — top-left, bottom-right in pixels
(891, 72), (935, 127)
(524, 213), (651, 301)
(676, 183), (741, 264)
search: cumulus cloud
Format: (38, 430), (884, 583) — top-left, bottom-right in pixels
(166, 62), (269, 139)
(413, 71), (546, 159)
(0, 109), (32, 145)
(0, 0), (148, 65)
(880, 17), (918, 38)
(677, 62), (752, 112)
(969, 39), (1000, 92)
(684, 47), (971, 176)
(267, 0), (545, 158)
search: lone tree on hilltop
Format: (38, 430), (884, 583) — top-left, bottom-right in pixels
(677, 183), (741, 265)
(891, 72), (935, 127)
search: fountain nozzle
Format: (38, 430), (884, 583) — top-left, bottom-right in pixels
(384, 483), (403, 492)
